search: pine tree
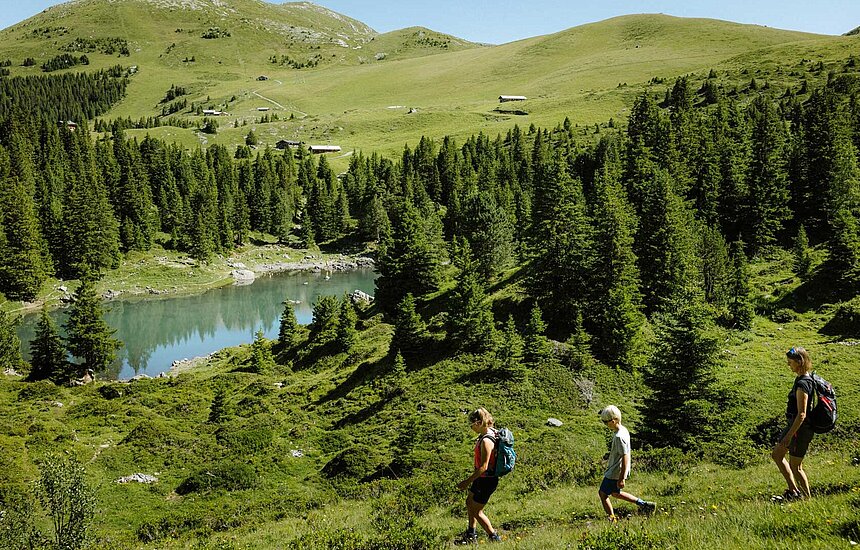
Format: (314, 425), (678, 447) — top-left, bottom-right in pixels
(375, 205), (443, 314)
(523, 304), (551, 368)
(208, 384), (229, 424)
(0, 172), (48, 301)
(448, 239), (496, 353)
(64, 273), (122, 375)
(310, 294), (339, 343)
(496, 314), (524, 377)
(278, 301), (298, 348)
(635, 165), (697, 313)
(699, 224), (731, 310)
(793, 224), (812, 277)
(249, 330), (274, 374)
(458, 191), (514, 279)
(746, 96), (790, 251)
(728, 241), (755, 330)
(391, 293), (428, 357)
(639, 292), (722, 451)
(0, 310), (25, 373)
(27, 307), (68, 382)
(589, 163), (644, 370)
(60, 131), (121, 278)
(335, 296), (358, 352)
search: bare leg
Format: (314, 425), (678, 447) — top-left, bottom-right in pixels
(466, 494), (495, 536)
(771, 444), (798, 492)
(613, 491), (641, 504)
(789, 456), (810, 498)
(466, 492), (477, 530)
(598, 490), (614, 516)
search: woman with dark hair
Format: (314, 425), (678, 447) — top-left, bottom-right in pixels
(771, 346), (815, 500)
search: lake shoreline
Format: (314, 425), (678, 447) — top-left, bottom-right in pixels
(4, 244), (375, 317)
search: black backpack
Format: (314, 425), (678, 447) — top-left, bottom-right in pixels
(805, 372), (837, 434)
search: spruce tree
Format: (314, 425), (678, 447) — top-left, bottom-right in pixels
(793, 224), (812, 277)
(249, 330), (274, 374)
(590, 165), (644, 370)
(208, 384), (229, 424)
(335, 296), (358, 352)
(699, 224), (731, 310)
(458, 191), (514, 279)
(391, 293), (428, 357)
(0, 173), (48, 301)
(27, 307), (68, 382)
(310, 294), (339, 343)
(64, 273), (122, 375)
(639, 292), (722, 451)
(448, 239), (496, 353)
(728, 241), (755, 330)
(278, 301), (298, 348)
(746, 96), (790, 251)
(0, 310), (25, 373)
(496, 314), (524, 377)
(522, 304), (551, 368)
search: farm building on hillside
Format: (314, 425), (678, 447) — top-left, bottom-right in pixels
(59, 120), (78, 131)
(309, 145), (341, 154)
(276, 140), (302, 150)
(499, 95), (527, 102)
(257, 107), (270, 111)
(257, 75), (268, 81)
(202, 109), (227, 116)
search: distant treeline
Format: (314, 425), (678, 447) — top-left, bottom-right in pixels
(0, 67), (127, 125)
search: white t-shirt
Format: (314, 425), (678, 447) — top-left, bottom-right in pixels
(604, 425), (631, 480)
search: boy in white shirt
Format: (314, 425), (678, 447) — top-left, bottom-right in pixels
(598, 405), (656, 520)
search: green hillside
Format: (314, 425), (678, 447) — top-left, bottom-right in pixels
(2, 3), (858, 166)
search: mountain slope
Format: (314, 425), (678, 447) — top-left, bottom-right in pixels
(1, 5), (857, 161)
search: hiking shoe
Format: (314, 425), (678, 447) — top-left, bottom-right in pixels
(488, 532), (502, 543)
(782, 489), (802, 501)
(639, 501), (657, 514)
(454, 531), (478, 545)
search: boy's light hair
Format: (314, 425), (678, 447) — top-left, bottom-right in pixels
(599, 405), (622, 422)
(469, 407), (494, 427)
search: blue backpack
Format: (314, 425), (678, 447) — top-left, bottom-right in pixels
(492, 428), (516, 477)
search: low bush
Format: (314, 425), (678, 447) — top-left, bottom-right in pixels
(321, 444), (383, 482)
(826, 296), (860, 336)
(216, 426), (273, 454)
(17, 380), (61, 402)
(634, 447), (692, 474)
(771, 308), (798, 323)
(517, 451), (603, 494)
(176, 462), (257, 495)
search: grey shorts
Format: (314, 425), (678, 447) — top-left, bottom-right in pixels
(779, 422), (815, 458)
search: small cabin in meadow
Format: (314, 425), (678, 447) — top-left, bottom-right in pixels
(60, 120), (78, 131)
(257, 75), (269, 81)
(499, 95), (527, 102)
(308, 145), (341, 154)
(202, 109), (227, 116)
(257, 106), (270, 111)
(276, 140), (302, 150)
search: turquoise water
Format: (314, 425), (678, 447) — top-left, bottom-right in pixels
(17, 269), (377, 380)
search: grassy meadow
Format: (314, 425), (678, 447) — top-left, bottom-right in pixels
(2, 248), (859, 549)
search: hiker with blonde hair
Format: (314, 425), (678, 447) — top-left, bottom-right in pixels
(455, 407), (502, 544)
(598, 405), (655, 520)
(772, 346), (815, 500)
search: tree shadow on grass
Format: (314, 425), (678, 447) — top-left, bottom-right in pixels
(773, 263), (853, 314)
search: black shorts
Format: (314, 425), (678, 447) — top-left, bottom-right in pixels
(469, 476), (499, 505)
(779, 422), (815, 458)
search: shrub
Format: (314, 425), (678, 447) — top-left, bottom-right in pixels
(321, 444), (382, 481)
(771, 308), (798, 323)
(216, 426), (274, 454)
(634, 447), (692, 474)
(35, 454), (96, 550)
(17, 380), (61, 402)
(827, 296), (860, 336)
(176, 462), (256, 495)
